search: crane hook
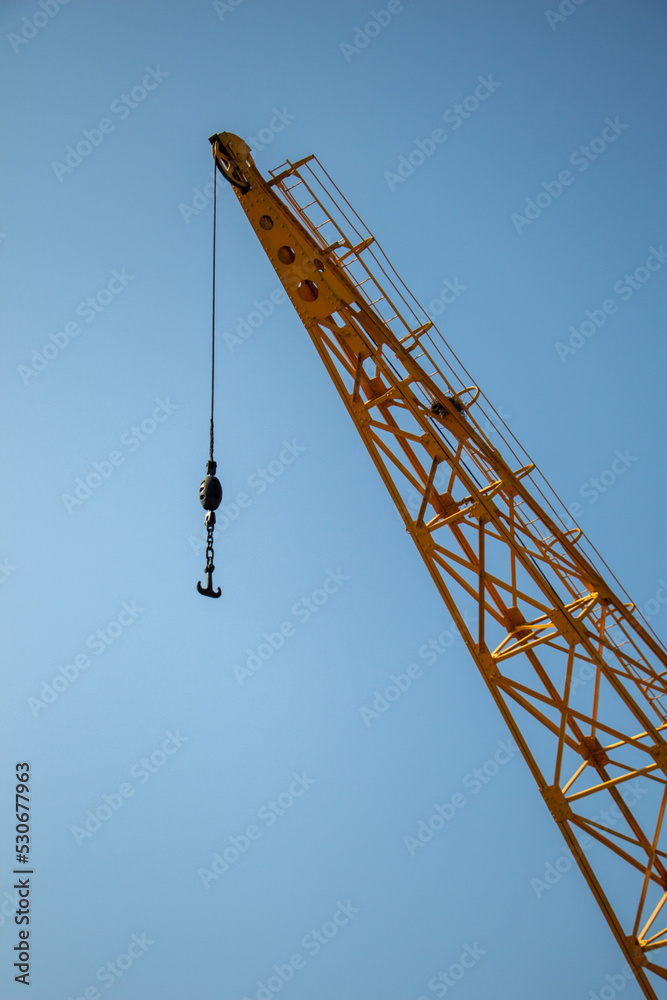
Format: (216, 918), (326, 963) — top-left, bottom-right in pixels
(197, 566), (221, 599)
(197, 463), (222, 599)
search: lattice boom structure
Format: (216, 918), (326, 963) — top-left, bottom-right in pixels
(211, 131), (667, 998)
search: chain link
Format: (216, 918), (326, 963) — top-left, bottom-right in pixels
(205, 524), (215, 571)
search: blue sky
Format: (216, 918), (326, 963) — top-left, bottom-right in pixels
(2, 1), (667, 998)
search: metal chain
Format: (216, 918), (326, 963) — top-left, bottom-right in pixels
(205, 522), (215, 572)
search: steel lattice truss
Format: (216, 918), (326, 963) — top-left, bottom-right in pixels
(212, 132), (667, 998)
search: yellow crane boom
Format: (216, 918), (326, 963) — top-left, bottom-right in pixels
(210, 130), (667, 998)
